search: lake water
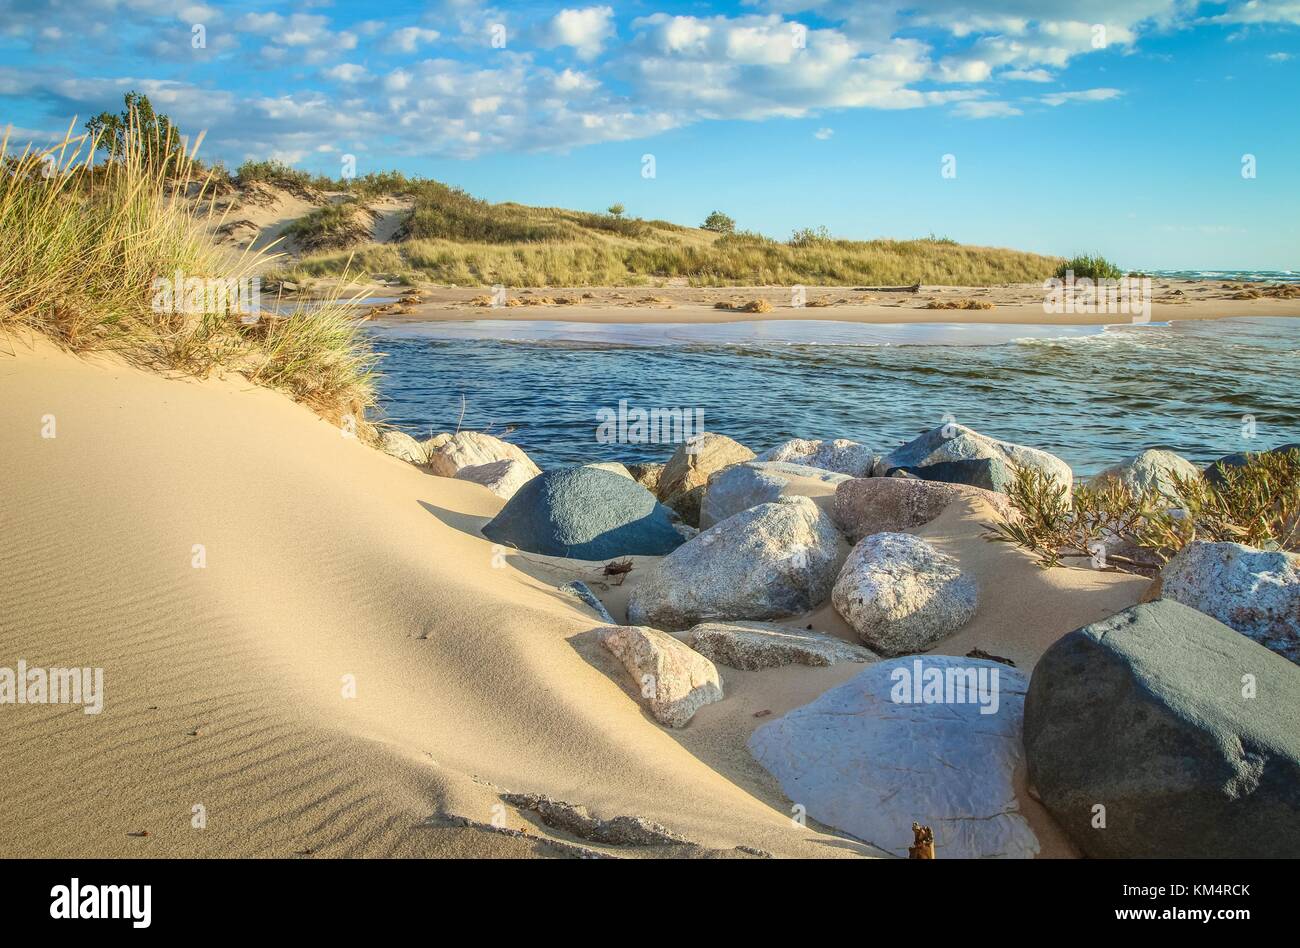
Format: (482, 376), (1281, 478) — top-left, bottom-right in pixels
(367, 316), (1300, 477)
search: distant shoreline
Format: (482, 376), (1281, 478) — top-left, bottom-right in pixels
(324, 278), (1300, 328)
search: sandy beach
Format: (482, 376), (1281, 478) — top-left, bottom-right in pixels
(0, 334), (1162, 859)
(344, 279), (1300, 327)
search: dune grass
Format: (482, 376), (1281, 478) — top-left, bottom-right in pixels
(0, 116), (378, 433)
(278, 224), (1060, 289)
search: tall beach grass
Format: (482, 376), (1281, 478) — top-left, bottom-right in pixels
(0, 115), (378, 433)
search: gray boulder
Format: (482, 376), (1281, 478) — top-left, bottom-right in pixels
(876, 423), (1072, 492)
(755, 438), (878, 477)
(1024, 599), (1300, 858)
(699, 461), (849, 529)
(1205, 443), (1300, 487)
(750, 656), (1038, 858)
(427, 431), (540, 479)
(833, 476), (1013, 543)
(598, 625), (723, 728)
(558, 580), (615, 624)
(482, 466), (683, 559)
(888, 457), (1014, 494)
(1092, 448), (1199, 501)
(627, 496), (843, 632)
(379, 428), (426, 464)
(454, 458), (536, 500)
(685, 621), (875, 670)
(1157, 541), (1299, 663)
(832, 532), (978, 655)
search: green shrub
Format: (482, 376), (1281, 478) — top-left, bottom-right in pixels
(701, 210), (736, 234)
(1054, 253), (1123, 281)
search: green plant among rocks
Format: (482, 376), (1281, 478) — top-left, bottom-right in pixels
(1134, 448), (1300, 557)
(985, 451), (1300, 573)
(984, 468), (1160, 572)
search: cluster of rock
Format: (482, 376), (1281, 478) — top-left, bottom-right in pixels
(379, 421), (1298, 858)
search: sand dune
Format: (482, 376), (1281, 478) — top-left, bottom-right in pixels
(0, 338), (1148, 858)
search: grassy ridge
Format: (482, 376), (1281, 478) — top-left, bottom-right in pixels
(239, 163), (1061, 288)
(281, 221), (1059, 288)
(0, 120), (378, 431)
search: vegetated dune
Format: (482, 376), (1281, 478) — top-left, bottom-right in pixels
(0, 337), (1149, 858)
(204, 176), (1061, 288)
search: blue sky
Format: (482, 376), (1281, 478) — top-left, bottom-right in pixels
(1, 0), (1297, 269)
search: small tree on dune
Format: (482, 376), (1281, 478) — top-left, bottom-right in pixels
(607, 203), (625, 218)
(701, 210), (736, 234)
(86, 91), (187, 169)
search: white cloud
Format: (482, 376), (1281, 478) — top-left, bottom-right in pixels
(1267, 51), (1294, 60)
(814, 127), (834, 139)
(1041, 87), (1123, 105)
(384, 27), (440, 53)
(952, 99), (1022, 118)
(545, 6), (615, 60)
(324, 64), (369, 83)
(1002, 68), (1054, 82)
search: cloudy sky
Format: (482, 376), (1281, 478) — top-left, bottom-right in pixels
(2, 0), (1297, 268)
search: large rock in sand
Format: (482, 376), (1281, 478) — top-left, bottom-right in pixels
(889, 457), (1014, 494)
(699, 461), (849, 529)
(832, 533), (977, 655)
(1024, 599), (1300, 858)
(627, 496), (843, 632)
(833, 476), (1013, 542)
(1092, 448), (1199, 501)
(426, 431), (540, 479)
(1155, 541), (1300, 663)
(379, 429), (426, 464)
(755, 438), (878, 477)
(598, 625), (723, 728)
(875, 423), (1072, 492)
(454, 458), (536, 500)
(482, 467), (683, 559)
(583, 461), (634, 480)
(749, 656), (1038, 858)
(658, 432), (754, 501)
(685, 621), (875, 670)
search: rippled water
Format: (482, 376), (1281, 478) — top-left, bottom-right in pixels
(368, 316), (1300, 477)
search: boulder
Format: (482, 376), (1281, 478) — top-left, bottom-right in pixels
(481, 467), (683, 559)
(888, 457), (1014, 494)
(699, 461), (849, 529)
(626, 462), (664, 495)
(1205, 443), (1300, 487)
(558, 580), (615, 624)
(583, 461), (634, 480)
(379, 428), (426, 464)
(755, 438), (878, 477)
(598, 625), (723, 727)
(454, 458), (536, 500)
(426, 431), (540, 479)
(1023, 599), (1300, 858)
(833, 476), (1013, 543)
(1092, 448), (1199, 501)
(832, 532), (978, 655)
(1156, 541), (1299, 663)
(661, 484), (706, 528)
(657, 432), (754, 502)
(685, 621), (875, 670)
(876, 423), (1072, 493)
(627, 496), (843, 632)
(749, 656), (1038, 858)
